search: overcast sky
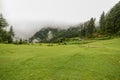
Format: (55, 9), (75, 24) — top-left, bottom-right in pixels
(1, 0), (119, 39)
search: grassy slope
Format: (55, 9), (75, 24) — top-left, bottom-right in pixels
(0, 38), (120, 80)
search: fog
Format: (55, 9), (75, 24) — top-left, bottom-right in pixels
(1, 0), (119, 39)
(13, 21), (72, 39)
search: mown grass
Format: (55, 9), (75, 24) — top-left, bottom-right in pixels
(0, 38), (120, 80)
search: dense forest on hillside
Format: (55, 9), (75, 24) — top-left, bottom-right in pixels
(31, 1), (120, 43)
(0, 1), (120, 43)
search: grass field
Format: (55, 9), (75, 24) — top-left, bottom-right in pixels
(0, 38), (120, 80)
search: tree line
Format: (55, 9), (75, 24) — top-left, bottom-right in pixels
(31, 1), (120, 43)
(0, 1), (120, 43)
(0, 14), (14, 43)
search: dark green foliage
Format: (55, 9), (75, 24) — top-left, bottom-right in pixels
(80, 18), (96, 38)
(0, 14), (15, 43)
(0, 14), (8, 42)
(31, 27), (59, 43)
(80, 24), (87, 37)
(0, 29), (8, 42)
(0, 14), (8, 28)
(99, 12), (105, 33)
(105, 1), (120, 34)
(86, 18), (96, 37)
(8, 26), (15, 43)
(65, 26), (80, 38)
(31, 26), (81, 43)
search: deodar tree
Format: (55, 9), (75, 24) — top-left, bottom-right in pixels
(105, 1), (120, 34)
(0, 14), (8, 42)
(0, 14), (15, 43)
(8, 26), (15, 43)
(99, 12), (105, 33)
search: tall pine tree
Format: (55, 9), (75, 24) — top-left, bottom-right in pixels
(99, 12), (105, 33)
(8, 26), (15, 43)
(105, 1), (120, 34)
(86, 18), (96, 38)
(0, 14), (8, 42)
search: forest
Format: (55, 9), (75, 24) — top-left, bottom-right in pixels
(30, 1), (120, 43)
(0, 2), (120, 43)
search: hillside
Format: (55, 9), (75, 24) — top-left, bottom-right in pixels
(30, 1), (120, 43)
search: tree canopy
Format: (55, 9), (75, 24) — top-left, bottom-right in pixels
(0, 14), (15, 43)
(105, 1), (120, 34)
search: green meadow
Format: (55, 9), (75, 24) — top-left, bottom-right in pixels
(0, 38), (120, 80)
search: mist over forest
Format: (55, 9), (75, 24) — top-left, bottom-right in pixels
(1, 0), (119, 41)
(12, 21), (73, 39)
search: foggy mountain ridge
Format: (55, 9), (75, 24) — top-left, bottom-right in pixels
(13, 21), (76, 39)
